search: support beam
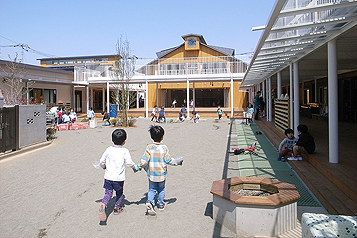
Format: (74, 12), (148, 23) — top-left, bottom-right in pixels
(277, 71), (282, 98)
(86, 86), (89, 113)
(186, 78), (190, 118)
(293, 61), (300, 137)
(267, 77), (272, 121)
(328, 39), (339, 163)
(230, 76), (234, 117)
(102, 87), (105, 112)
(145, 80), (148, 118)
(106, 82), (110, 113)
(290, 64), (294, 129)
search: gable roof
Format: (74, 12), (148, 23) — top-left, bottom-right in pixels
(156, 34), (235, 58)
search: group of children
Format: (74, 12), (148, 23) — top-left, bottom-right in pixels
(150, 105), (200, 123)
(56, 106), (77, 124)
(98, 125), (183, 222)
(278, 124), (315, 161)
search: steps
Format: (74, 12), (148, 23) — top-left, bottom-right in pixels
(256, 119), (357, 216)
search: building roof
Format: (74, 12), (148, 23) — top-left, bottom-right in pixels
(37, 54), (117, 61)
(155, 34), (235, 58)
(243, 0), (357, 86)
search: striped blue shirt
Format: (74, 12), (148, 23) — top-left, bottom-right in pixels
(139, 142), (176, 182)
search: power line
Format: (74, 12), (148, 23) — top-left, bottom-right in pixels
(0, 35), (56, 59)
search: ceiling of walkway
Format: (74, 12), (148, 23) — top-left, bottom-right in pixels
(243, 0), (357, 87)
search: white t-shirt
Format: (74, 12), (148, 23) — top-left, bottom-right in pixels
(99, 145), (135, 181)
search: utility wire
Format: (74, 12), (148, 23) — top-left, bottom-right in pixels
(0, 35), (56, 58)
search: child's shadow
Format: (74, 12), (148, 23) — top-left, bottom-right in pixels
(95, 193), (177, 224)
(123, 193), (177, 206)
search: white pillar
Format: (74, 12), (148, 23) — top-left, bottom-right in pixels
(145, 80), (149, 118)
(192, 82), (196, 111)
(262, 80), (266, 101)
(328, 39), (339, 163)
(86, 86), (89, 113)
(293, 61), (300, 137)
(231, 76), (234, 117)
(277, 71), (282, 99)
(106, 82), (110, 113)
(290, 64), (294, 129)
(267, 77), (272, 121)
(136, 91), (139, 109)
(186, 78), (190, 118)
(90, 88), (93, 109)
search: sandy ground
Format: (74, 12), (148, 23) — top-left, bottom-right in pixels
(0, 118), (237, 238)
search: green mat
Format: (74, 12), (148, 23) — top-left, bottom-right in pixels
(226, 120), (320, 207)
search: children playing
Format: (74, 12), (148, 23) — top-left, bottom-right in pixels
(278, 128), (298, 162)
(191, 111), (200, 123)
(217, 106), (224, 119)
(151, 105), (158, 122)
(98, 129), (136, 221)
(135, 125), (183, 215)
(158, 106), (166, 123)
(291, 124), (315, 160)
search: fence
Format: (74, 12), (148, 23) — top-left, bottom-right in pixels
(274, 99), (290, 133)
(0, 105), (46, 153)
(0, 105), (19, 152)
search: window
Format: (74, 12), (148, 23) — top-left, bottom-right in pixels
(95, 58), (108, 62)
(77, 59), (94, 64)
(59, 60), (75, 65)
(46, 60), (58, 65)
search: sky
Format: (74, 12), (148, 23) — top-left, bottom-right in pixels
(0, 0), (276, 66)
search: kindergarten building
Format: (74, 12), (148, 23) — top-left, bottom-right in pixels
(39, 34), (249, 117)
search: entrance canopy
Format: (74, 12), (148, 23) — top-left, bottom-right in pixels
(243, 0), (357, 86)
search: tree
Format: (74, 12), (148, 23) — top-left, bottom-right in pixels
(110, 37), (137, 127)
(0, 54), (31, 105)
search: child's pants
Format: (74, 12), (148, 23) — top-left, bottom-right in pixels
(102, 180), (124, 208)
(147, 180), (165, 206)
(279, 148), (293, 158)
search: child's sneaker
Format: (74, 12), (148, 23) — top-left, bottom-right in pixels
(157, 204), (165, 211)
(98, 203), (107, 221)
(113, 207), (123, 215)
(297, 156), (303, 161)
(281, 157), (287, 162)
(146, 201), (156, 216)
(287, 157), (298, 160)
(277, 156), (282, 161)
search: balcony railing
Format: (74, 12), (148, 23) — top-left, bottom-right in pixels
(74, 55), (251, 82)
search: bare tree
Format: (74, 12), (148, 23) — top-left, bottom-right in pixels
(0, 54), (31, 105)
(110, 37), (137, 127)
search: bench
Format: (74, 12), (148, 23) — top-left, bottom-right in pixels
(302, 213), (357, 238)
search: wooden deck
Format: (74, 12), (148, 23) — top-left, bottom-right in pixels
(255, 117), (357, 216)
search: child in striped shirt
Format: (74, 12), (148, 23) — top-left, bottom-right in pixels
(135, 125), (183, 215)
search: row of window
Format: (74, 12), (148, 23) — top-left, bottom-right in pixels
(46, 58), (109, 65)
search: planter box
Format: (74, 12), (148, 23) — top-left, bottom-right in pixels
(211, 177), (300, 237)
(57, 124), (69, 131)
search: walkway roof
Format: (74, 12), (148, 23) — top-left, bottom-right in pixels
(243, 0), (357, 87)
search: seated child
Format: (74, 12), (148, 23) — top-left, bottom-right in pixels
(278, 128), (298, 162)
(62, 112), (71, 123)
(243, 104), (254, 124)
(192, 111), (200, 123)
(175, 112), (185, 123)
(291, 124), (315, 160)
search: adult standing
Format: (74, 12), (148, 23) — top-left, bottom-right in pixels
(254, 91), (261, 120)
